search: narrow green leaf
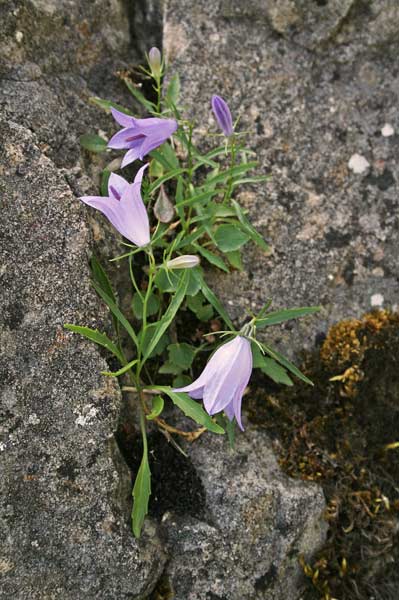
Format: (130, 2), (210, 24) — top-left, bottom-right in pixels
(175, 189), (220, 209)
(123, 79), (156, 112)
(206, 162), (258, 186)
(91, 280), (139, 350)
(80, 133), (107, 153)
(193, 244), (229, 272)
(142, 271), (189, 363)
(101, 358), (138, 377)
(148, 168), (186, 195)
(89, 96), (133, 115)
(90, 255), (116, 304)
(175, 226), (206, 249)
(251, 344), (293, 386)
(64, 324), (123, 363)
(231, 175), (271, 188)
(262, 343), (313, 386)
(153, 387), (225, 434)
(191, 271), (234, 330)
(132, 448), (151, 538)
(150, 142), (179, 170)
(141, 326), (169, 358)
(146, 395), (164, 420)
(231, 199), (271, 254)
(214, 224), (250, 252)
(256, 306), (321, 328)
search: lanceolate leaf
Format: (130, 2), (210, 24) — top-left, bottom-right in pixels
(193, 244), (229, 273)
(231, 199), (271, 254)
(251, 344), (293, 386)
(123, 78), (157, 113)
(206, 162), (258, 186)
(64, 324), (124, 363)
(132, 447), (151, 538)
(91, 280), (139, 350)
(153, 387), (224, 434)
(142, 271), (189, 363)
(262, 343), (313, 386)
(148, 168), (186, 195)
(192, 270), (234, 331)
(256, 306), (321, 328)
(90, 255), (116, 300)
(89, 96), (133, 115)
(80, 133), (107, 153)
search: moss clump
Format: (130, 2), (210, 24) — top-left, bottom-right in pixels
(248, 309), (399, 600)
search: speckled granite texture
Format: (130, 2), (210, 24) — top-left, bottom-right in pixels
(164, 0), (399, 355)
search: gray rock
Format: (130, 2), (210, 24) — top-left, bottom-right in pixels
(0, 119), (165, 599)
(0, 1), (165, 598)
(164, 0), (399, 356)
(162, 430), (327, 600)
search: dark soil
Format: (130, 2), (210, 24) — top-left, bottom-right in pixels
(247, 309), (399, 600)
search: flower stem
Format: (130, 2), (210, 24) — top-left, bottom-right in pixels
(224, 136), (236, 203)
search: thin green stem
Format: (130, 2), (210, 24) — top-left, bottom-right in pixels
(136, 250), (156, 380)
(224, 136), (236, 203)
(129, 254), (144, 301)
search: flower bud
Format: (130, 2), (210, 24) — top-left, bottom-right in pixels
(148, 47), (162, 79)
(211, 94), (234, 137)
(154, 185), (175, 223)
(166, 255), (200, 270)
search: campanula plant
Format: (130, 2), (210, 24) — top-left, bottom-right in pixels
(68, 48), (320, 537)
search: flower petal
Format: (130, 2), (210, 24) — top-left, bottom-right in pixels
(108, 127), (141, 150)
(110, 107), (135, 128)
(80, 195), (125, 237)
(118, 164), (150, 246)
(204, 337), (251, 416)
(121, 147), (143, 168)
(107, 172), (129, 201)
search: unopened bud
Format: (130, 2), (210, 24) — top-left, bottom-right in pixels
(166, 255), (200, 270)
(154, 185), (174, 223)
(211, 94), (234, 137)
(148, 47), (162, 79)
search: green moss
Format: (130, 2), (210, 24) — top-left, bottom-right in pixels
(248, 309), (399, 600)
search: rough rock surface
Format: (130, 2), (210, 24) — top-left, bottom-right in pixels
(164, 0), (399, 354)
(162, 430), (327, 600)
(0, 2), (165, 598)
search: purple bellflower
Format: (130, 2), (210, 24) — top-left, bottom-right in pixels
(80, 165), (150, 247)
(173, 335), (252, 430)
(108, 108), (178, 168)
(211, 95), (234, 137)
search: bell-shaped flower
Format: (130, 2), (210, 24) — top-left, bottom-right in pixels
(108, 108), (178, 168)
(80, 165), (150, 247)
(211, 95), (234, 137)
(173, 335), (252, 430)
